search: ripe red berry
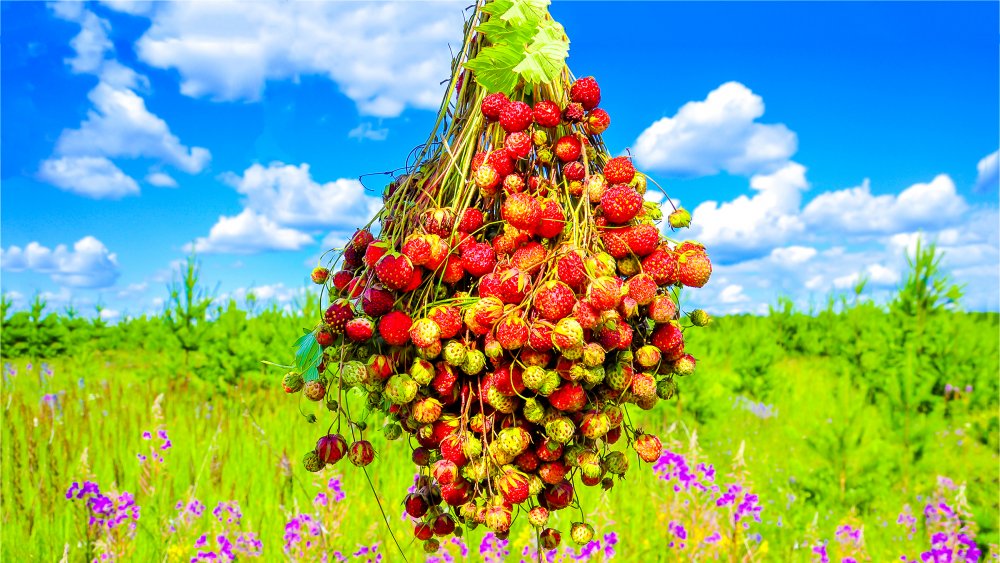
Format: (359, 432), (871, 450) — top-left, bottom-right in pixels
(554, 135), (582, 162)
(481, 92), (509, 121)
(504, 132), (532, 159)
(570, 76), (601, 110)
(499, 101), (533, 133)
(600, 184), (642, 224)
(533, 100), (562, 127)
(603, 156), (635, 185)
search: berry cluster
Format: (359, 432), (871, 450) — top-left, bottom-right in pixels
(286, 73), (713, 553)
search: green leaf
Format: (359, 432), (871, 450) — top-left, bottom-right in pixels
(499, 0), (550, 26)
(464, 44), (522, 94)
(481, 0), (514, 17)
(293, 332), (322, 374)
(512, 21), (568, 85)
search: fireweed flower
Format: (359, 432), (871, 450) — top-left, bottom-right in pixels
(479, 532), (510, 563)
(213, 501), (243, 526)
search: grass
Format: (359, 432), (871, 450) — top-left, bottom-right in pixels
(2, 335), (995, 562)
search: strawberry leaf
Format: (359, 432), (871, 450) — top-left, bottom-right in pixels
(293, 332), (322, 375)
(511, 21), (569, 85)
(465, 44), (523, 94)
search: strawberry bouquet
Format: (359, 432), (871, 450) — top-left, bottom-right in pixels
(279, 0), (713, 553)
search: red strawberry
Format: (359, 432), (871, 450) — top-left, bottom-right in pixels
(536, 199), (565, 239)
(516, 450), (540, 473)
(496, 268), (531, 304)
(362, 286), (394, 317)
(492, 363), (526, 396)
(458, 208), (484, 233)
(478, 272), (504, 300)
(487, 150), (515, 177)
(432, 514), (456, 536)
(481, 92), (509, 121)
(462, 243), (497, 278)
(344, 275), (366, 298)
(562, 102), (585, 123)
(425, 306), (459, 339)
(548, 381), (586, 412)
(603, 156), (635, 185)
(345, 317), (374, 342)
(528, 320), (555, 351)
(538, 461), (568, 485)
(511, 241), (546, 274)
(588, 276), (623, 311)
(316, 434), (348, 464)
(586, 108), (610, 134)
(363, 240), (388, 269)
(440, 478), (472, 506)
(533, 100), (562, 127)
(651, 322), (683, 354)
(375, 253), (415, 291)
(648, 295), (677, 323)
(324, 300), (354, 334)
(634, 433), (663, 463)
(573, 299), (600, 329)
(414, 522), (433, 541)
(534, 281), (576, 321)
(502, 193), (541, 231)
(625, 224), (659, 256)
(601, 227), (630, 259)
(554, 135), (582, 162)
(475, 163), (501, 193)
(343, 245), (363, 270)
(536, 438), (564, 462)
(441, 255), (466, 284)
(351, 229), (375, 251)
(503, 174), (526, 194)
(676, 240), (705, 254)
(439, 433), (469, 466)
(410, 318), (442, 348)
(495, 316), (529, 350)
(332, 270), (353, 291)
(425, 236), (450, 270)
(556, 251), (586, 290)
(432, 363), (458, 400)
(379, 311), (413, 346)
(311, 267), (329, 285)
(677, 251), (712, 288)
(499, 101), (533, 133)
(642, 249), (679, 286)
(600, 184), (642, 224)
(570, 76), (601, 110)
(562, 160), (586, 181)
(402, 235), (431, 266)
(496, 469), (531, 505)
(504, 132), (532, 159)
(404, 493), (429, 518)
(625, 273), (657, 306)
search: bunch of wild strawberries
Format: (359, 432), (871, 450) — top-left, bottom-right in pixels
(285, 75), (713, 553)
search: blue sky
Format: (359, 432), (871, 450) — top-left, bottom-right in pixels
(2, 1), (998, 320)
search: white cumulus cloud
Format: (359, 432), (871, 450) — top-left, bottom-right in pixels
(41, 4), (210, 198)
(1, 236), (121, 288)
(133, 2), (464, 117)
(974, 150), (998, 192)
(223, 162), (381, 230)
(802, 175), (967, 235)
(54, 82), (210, 174)
(688, 162), (809, 263)
(38, 156), (140, 199)
(187, 209), (314, 255)
(633, 82), (797, 177)
(145, 172), (178, 188)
